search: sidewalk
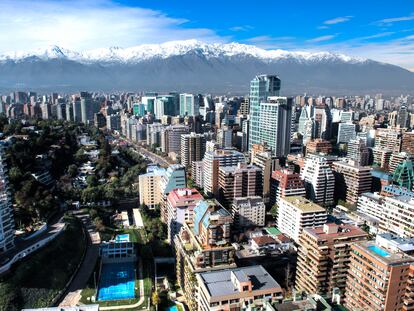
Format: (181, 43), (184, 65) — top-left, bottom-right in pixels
(59, 212), (101, 307)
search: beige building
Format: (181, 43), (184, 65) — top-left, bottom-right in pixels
(218, 163), (262, 207)
(231, 196), (266, 229)
(250, 150), (279, 203)
(295, 223), (368, 297)
(175, 200), (236, 311)
(332, 161), (372, 205)
(197, 265), (283, 311)
(277, 196), (327, 242)
(138, 166), (165, 208)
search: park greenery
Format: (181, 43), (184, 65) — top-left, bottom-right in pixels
(0, 215), (86, 310)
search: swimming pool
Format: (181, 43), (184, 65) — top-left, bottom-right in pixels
(166, 306), (178, 311)
(97, 262), (136, 301)
(368, 245), (390, 257)
(115, 234), (130, 243)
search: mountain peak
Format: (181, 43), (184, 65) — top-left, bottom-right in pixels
(0, 40), (366, 64)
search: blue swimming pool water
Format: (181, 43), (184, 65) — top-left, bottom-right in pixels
(368, 245), (390, 257)
(97, 262), (135, 301)
(167, 306), (178, 311)
(115, 234), (130, 243)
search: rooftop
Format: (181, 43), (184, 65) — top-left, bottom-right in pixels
(353, 241), (414, 265)
(199, 265), (281, 298)
(281, 196), (326, 213)
(304, 224), (367, 241)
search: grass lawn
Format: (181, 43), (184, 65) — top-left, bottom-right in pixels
(0, 215), (87, 310)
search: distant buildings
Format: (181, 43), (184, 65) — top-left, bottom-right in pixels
(277, 196), (327, 242)
(248, 75), (281, 150)
(337, 122), (356, 144)
(161, 124), (189, 156)
(306, 139), (332, 155)
(258, 97), (292, 156)
(179, 93), (199, 117)
(180, 132), (206, 168)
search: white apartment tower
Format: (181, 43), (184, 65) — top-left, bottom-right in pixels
(301, 154), (335, 206)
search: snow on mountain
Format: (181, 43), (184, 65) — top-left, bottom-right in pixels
(0, 40), (366, 64)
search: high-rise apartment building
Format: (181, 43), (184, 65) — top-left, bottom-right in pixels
(389, 152), (414, 173)
(161, 124), (189, 155)
(216, 126), (233, 148)
(295, 223), (368, 297)
(270, 168), (306, 207)
(166, 188), (203, 245)
(202, 149), (246, 197)
(179, 93), (199, 117)
(248, 75), (281, 150)
(306, 139), (332, 155)
(301, 154), (335, 206)
(375, 128), (403, 153)
(218, 163), (262, 206)
(332, 161), (372, 205)
(180, 132), (207, 168)
(80, 92), (99, 124)
(258, 97), (292, 156)
(402, 131), (414, 154)
(139, 164), (186, 210)
(344, 241), (414, 311)
(250, 150), (279, 203)
(381, 195), (414, 238)
(175, 200), (236, 311)
(231, 196), (266, 229)
(0, 142), (14, 252)
(347, 138), (370, 166)
(337, 122), (356, 144)
(277, 196), (327, 242)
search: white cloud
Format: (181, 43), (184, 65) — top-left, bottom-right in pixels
(359, 32), (395, 40)
(377, 14), (414, 24)
(323, 16), (353, 25)
(230, 25), (253, 32)
(307, 35), (337, 43)
(311, 35), (414, 71)
(0, 0), (224, 52)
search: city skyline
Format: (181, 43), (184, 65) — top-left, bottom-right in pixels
(0, 0), (413, 70)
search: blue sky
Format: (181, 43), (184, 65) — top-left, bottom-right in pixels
(0, 0), (413, 70)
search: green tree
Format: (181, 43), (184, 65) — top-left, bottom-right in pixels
(86, 175), (98, 187)
(0, 282), (21, 311)
(67, 164), (78, 178)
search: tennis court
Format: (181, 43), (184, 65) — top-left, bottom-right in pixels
(97, 261), (136, 301)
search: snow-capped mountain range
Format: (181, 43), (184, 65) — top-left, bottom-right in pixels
(0, 40), (412, 94)
(0, 40), (364, 64)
